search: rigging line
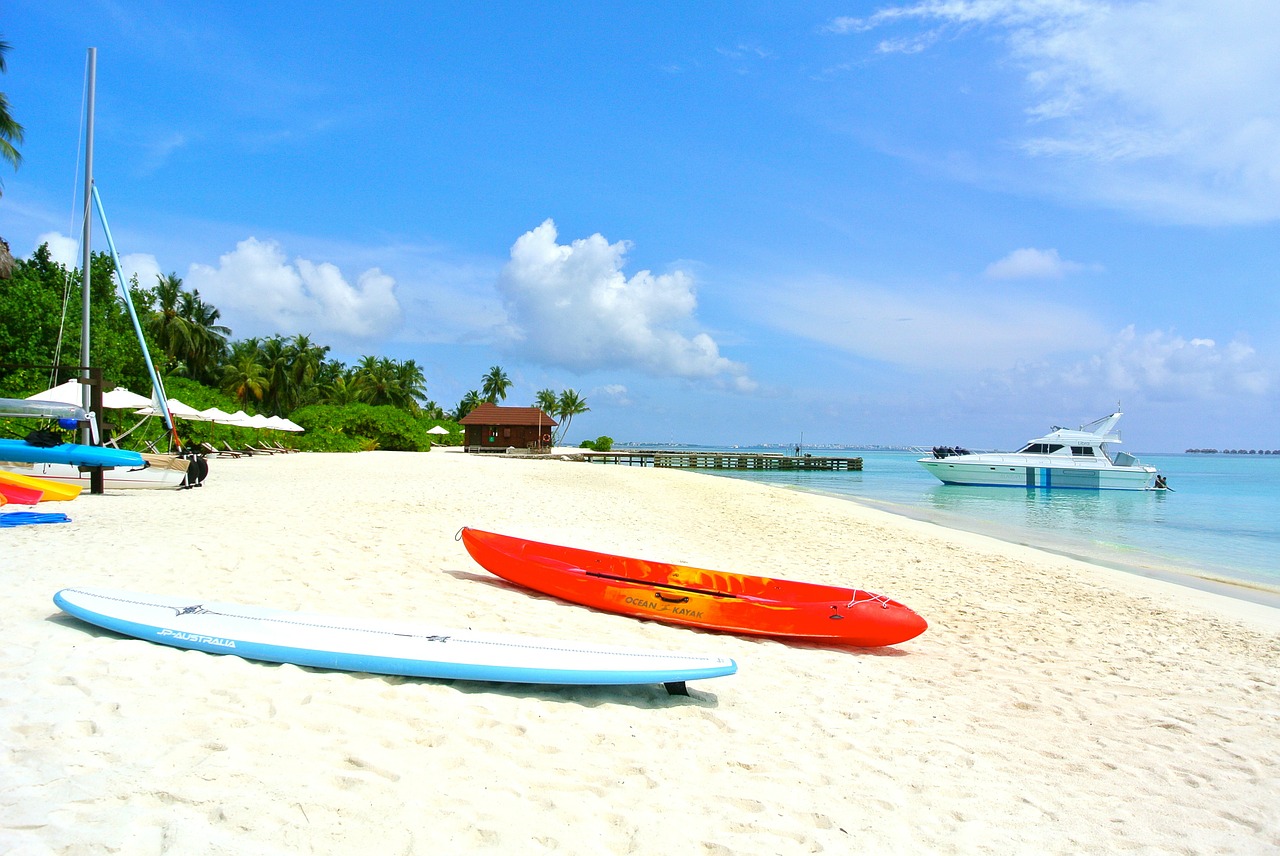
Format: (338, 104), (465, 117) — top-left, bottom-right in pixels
(49, 200), (91, 387)
(68, 52), (88, 238)
(50, 55), (92, 388)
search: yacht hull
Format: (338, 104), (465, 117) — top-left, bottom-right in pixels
(919, 458), (1156, 490)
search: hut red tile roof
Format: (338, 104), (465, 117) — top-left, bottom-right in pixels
(458, 403), (557, 427)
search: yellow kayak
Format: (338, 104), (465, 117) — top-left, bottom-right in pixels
(0, 469), (84, 502)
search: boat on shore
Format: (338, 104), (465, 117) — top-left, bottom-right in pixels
(0, 397), (188, 490)
(918, 412), (1163, 491)
(1, 49), (200, 494)
(0, 456), (187, 491)
(459, 528), (928, 646)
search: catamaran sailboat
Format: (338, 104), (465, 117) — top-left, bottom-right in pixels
(0, 48), (197, 492)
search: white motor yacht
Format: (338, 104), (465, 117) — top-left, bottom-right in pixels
(918, 412), (1163, 491)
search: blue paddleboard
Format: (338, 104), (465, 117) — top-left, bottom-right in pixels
(53, 587), (738, 688)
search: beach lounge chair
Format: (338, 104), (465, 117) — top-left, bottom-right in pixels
(199, 442), (243, 459)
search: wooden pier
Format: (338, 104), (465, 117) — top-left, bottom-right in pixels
(575, 451), (862, 471)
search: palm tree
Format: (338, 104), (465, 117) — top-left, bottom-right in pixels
(258, 336), (293, 415)
(0, 38), (23, 184)
(455, 390), (482, 421)
(1, 38), (25, 279)
(221, 347), (268, 410)
(481, 365), (512, 403)
(146, 273), (196, 374)
(393, 359), (427, 412)
(351, 355), (394, 406)
(313, 359), (352, 405)
(178, 287), (230, 383)
(145, 274), (229, 383)
(554, 389), (589, 445)
(322, 369), (362, 405)
(286, 334), (329, 408)
(534, 388), (557, 417)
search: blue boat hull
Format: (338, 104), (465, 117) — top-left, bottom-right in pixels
(0, 438), (145, 468)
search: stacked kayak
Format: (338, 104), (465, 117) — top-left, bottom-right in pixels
(0, 438), (144, 468)
(0, 480), (44, 505)
(0, 470), (83, 502)
(0, 470), (77, 525)
(459, 528), (928, 647)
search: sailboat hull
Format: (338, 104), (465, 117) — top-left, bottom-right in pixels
(0, 459), (185, 490)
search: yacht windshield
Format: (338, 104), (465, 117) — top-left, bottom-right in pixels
(1018, 443), (1064, 454)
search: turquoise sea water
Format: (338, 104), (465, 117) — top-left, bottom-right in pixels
(616, 447), (1280, 602)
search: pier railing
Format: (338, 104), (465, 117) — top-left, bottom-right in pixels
(574, 451), (862, 471)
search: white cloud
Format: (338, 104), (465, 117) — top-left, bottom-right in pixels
(34, 231), (163, 291)
(35, 232), (80, 269)
(984, 247), (1092, 279)
(185, 237), (401, 341)
(1063, 325), (1271, 398)
(838, 1), (1280, 223)
(594, 383), (632, 406)
(760, 276), (1108, 371)
(497, 220), (754, 390)
(120, 253), (163, 290)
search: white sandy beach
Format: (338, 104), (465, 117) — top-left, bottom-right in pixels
(2, 449), (1278, 854)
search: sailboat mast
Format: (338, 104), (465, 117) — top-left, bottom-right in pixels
(79, 47), (96, 441)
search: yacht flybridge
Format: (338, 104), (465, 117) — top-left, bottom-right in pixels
(919, 412), (1164, 491)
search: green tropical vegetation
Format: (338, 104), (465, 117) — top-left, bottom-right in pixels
(454, 389), (482, 421)
(1, 36), (27, 279)
(555, 389), (589, 440)
(534, 388), (558, 416)
(0, 244), (461, 452)
(544, 388), (590, 446)
(481, 365), (512, 403)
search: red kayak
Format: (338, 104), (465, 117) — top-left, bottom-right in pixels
(459, 528), (927, 646)
(0, 481), (44, 505)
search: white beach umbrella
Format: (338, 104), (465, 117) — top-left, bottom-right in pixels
(101, 386), (154, 409)
(279, 418), (305, 433)
(137, 397), (210, 421)
(30, 381), (160, 414)
(26, 379), (84, 405)
(426, 425), (451, 435)
(264, 416), (291, 431)
(200, 406), (251, 426)
(248, 413), (273, 429)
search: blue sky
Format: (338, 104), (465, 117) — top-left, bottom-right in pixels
(3, 1), (1278, 451)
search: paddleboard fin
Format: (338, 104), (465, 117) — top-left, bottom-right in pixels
(663, 681), (689, 696)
